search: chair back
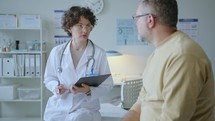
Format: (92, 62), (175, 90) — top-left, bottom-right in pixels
(121, 78), (142, 110)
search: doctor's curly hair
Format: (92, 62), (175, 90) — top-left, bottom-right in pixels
(61, 6), (97, 37)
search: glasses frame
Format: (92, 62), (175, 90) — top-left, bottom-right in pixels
(132, 13), (150, 20)
(132, 13), (150, 22)
(74, 23), (93, 31)
(132, 13), (156, 23)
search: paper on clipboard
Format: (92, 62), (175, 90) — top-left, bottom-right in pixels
(75, 74), (111, 87)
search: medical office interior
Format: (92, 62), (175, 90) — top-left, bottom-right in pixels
(0, 0), (215, 121)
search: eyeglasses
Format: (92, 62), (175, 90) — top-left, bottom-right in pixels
(132, 13), (150, 22)
(74, 23), (93, 31)
(132, 13), (150, 19)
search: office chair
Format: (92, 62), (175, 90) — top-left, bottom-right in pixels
(121, 78), (142, 110)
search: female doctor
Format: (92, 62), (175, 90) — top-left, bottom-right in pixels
(43, 6), (113, 121)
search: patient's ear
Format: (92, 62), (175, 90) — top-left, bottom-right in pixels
(147, 14), (156, 28)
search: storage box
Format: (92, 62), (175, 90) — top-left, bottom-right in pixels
(18, 88), (40, 100)
(0, 14), (17, 28)
(0, 85), (18, 100)
(18, 14), (40, 28)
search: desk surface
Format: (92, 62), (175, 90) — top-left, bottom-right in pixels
(100, 103), (127, 118)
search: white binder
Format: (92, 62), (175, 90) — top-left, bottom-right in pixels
(35, 54), (41, 77)
(18, 54), (25, 76)
(0, 58), (2, 77)
(3, 58), (14, 77)
(25, 54), (30, 76)
(30, 54), (35, 76)
(13, 55), (18, 76)
(13, 54), (25, 76)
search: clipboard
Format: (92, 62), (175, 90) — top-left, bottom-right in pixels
(75, 74), (111, 87)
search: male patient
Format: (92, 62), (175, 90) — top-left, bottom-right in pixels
(122, 0), (215, 121)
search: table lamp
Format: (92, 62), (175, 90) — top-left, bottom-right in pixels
(106, 50), (122, 57)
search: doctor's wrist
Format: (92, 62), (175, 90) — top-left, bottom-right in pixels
(85, 89), (91, 96)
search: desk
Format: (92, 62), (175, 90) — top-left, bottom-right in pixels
(113, 79), (123, 86)
(99, 77), (142, 120)
(100, 103), (127, 121)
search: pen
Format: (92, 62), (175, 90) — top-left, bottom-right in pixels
(90, 68), (94, 75)
(56, 81), (60, 94)
(57, 81), (70, 94)
(57, 80), (60, 86)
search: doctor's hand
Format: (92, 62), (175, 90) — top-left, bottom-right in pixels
(56, 84), (67, 95)
(70, 84), (90, 95)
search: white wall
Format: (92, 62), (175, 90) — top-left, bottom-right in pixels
(177, 0), (215, 76)
(1, 0), (215, 76)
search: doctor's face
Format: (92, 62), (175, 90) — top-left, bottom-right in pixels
(69, 16), (93, 42)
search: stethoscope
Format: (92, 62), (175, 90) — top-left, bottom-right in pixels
(57, 39), (95, 76)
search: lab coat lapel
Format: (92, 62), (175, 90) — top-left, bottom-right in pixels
(63, 41), (74, 71)
(76, 41), (93, 73)
(61, 41), (78, 85)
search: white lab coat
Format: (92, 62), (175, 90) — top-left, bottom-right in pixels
(44, 40), (113, 121)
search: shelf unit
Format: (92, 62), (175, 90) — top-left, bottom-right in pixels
(0, 15), (46, 121)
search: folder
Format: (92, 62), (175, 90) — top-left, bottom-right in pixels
(3, 58), (14, 77)
(25, 54), (30, 76)
(29, 54), (35, 76)
(75, 74), (111, 87)
(18, 54), (25, 76)
(13, 54), (25, 76)
(13, 54), (18, 76)
(0, 58), (2, 77)
(35, 54), (41, 77)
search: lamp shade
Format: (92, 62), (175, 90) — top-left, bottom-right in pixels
(106, 50), (122, 56)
